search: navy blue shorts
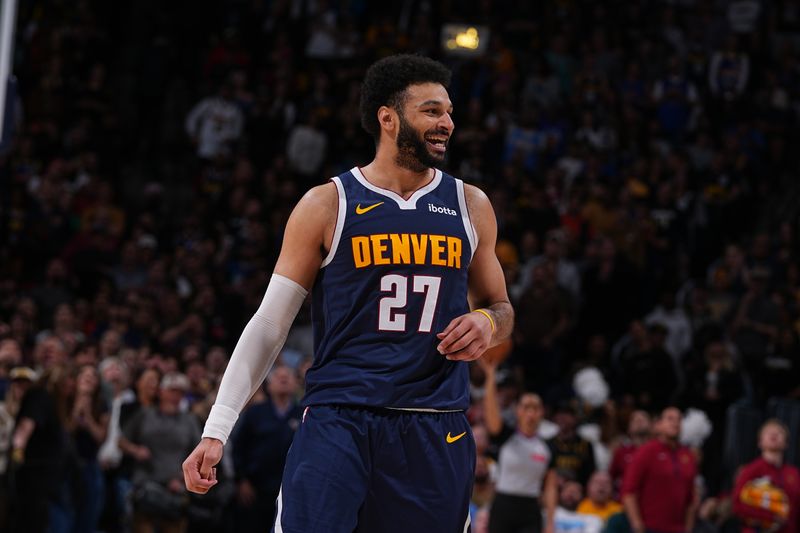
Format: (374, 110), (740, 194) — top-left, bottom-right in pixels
(273, 405), (475, 532)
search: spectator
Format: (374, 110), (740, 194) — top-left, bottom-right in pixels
(731, 267), (781, 400)
(470, 424), (497, 512)
(285, 112), (328, 177)
(97, 357), (136, 533)
(574, 111), (617, 153)
(68, 364), (110, 533)
(577, 471), (623, 522)
(764, 329), (800, 399)
(111, 240), (149, 291)
(580, 236), (639, 343)
(8, 367), (65, 533)
(652, 56), (699, 140)
(517, 228), (581, 302)
(682, 341), (744, 493)
(205, 346), (229, 384)
(115, 367), (161, 524)
(0, 372), (17, 530)
(548, 403), (596, 486)
(473, 454), (496, 514)
(733, 419), (800, 533)
(120, 367), (161, 428)
(708, 36), (750, 103)
(99, 328), (123, 360)
(28, 258), (73, 322)
(185, 83), (244, 161)
(644, 290), (692, 363)
(513, 262), (572, 393)
(609, 410), (652, 496)
(622, 407), (698, 533)
(34, 303), (85, 355)
(33, 334), (69, 371)
(553, 480), (604, 533)
(706, 266), (738, 324)
(120, 372), (201, 533)
(184, 359), (212, 410)
(231, 365), (302, 532)
(707, 245), (748, 295)
(616, 322), (679, 412)
(0, 339), (22, 398)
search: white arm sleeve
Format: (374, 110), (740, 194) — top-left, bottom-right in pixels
(202, 274), (308, 444)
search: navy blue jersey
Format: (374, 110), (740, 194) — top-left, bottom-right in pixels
(304, 167), (477, 410)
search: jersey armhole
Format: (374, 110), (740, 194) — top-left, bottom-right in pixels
(320, 176), (347, 268)
(455, 178), (478, 261)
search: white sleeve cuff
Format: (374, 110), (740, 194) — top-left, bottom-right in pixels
(202, 404), (240, 442)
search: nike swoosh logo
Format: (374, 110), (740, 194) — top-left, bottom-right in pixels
(446, 431), (467, 444)
(355, 202), (384, 215)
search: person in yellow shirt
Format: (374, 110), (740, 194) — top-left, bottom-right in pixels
(577, 471), (623, 522)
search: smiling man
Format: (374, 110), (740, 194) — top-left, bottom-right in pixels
(182, 54), (513, 532)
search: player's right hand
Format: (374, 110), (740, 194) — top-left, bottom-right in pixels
(436, 311), (493, 361)
(183, 437), (222, 494)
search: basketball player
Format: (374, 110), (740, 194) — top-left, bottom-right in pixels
(183, 54), (513, 532)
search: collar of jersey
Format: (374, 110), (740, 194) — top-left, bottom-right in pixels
(351, 167), (442, 210)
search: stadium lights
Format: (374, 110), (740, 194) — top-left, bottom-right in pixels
(441, 24), (489, 57)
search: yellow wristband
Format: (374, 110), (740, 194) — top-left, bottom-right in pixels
(472, 309), (495, 333)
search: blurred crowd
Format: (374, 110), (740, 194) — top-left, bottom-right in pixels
(1, 0), (800, 532)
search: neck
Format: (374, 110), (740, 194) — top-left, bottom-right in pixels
(659, 435), (678, 447)
(361, 152), (433, 199)
(160, 402), (179, 415)
(272, 394), (292, 411)
(763, 451), (783, 466)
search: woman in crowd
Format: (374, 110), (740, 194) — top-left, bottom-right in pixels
(69, 364), (110, 533)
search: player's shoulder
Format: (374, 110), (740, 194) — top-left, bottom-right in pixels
(284, 181), (339, 243)
(301, 181), (338, 204)
(294, 181), (338, 216)
(461, 182), (494, 238)
(462, 182), (490, 205)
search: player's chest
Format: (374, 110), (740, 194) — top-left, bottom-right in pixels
(344, 207), (469, 271)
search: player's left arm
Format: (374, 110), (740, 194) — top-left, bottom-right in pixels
(436, 184), (513, 361)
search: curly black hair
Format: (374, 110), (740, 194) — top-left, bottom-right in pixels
(360, 54), (451, 141)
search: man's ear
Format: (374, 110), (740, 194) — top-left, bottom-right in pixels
(377, 106), (397, 136)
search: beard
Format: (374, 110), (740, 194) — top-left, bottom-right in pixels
(395, 113), (448, 172)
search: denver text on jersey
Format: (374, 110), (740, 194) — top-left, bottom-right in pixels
(351, 233), (463, 268)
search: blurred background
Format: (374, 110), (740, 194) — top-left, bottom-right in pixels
(0, 1), (799, 532)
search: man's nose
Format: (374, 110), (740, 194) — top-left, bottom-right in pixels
(439, 112), (454, 134)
